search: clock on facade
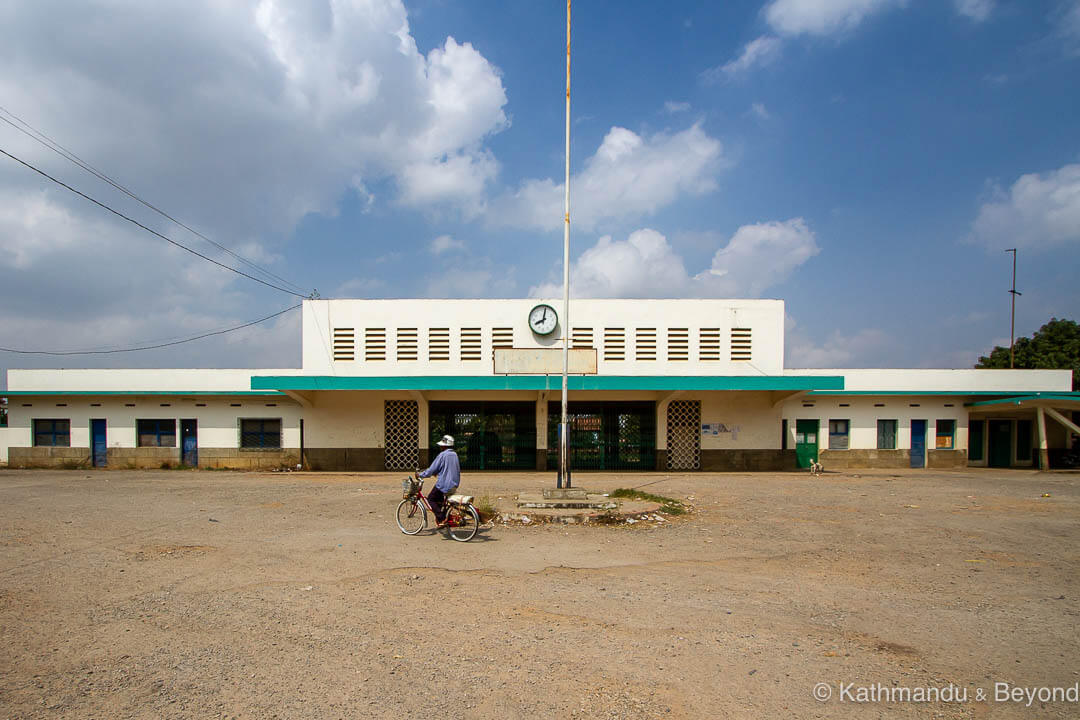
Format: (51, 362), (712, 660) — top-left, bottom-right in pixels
(528, 304), (558, 336)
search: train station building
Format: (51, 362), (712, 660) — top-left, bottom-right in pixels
(2, 298), (1077, 471)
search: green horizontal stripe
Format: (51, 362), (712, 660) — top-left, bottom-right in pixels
(250, 375), (845, 391)
(963, 393), (1080, 408)
(807, 390), (1068, 397)
(2, 390), (285, 397)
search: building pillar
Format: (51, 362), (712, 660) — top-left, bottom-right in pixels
(536, 391), (548, 471)
(1036, 406), (1049, 470)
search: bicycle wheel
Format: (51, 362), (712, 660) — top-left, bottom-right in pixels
(447, 504), (479, 542)
(396, 498), (427, 535)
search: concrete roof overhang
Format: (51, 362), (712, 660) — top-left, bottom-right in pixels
(964, 392), (1080, 413)
(250, 375), (845, 392)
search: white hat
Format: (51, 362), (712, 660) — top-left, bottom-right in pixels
(436, 434), (455, 447)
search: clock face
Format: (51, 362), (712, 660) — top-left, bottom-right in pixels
(528, 304), (558, 335)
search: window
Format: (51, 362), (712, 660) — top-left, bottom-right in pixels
(936, 420), (955, 449)
(699, 328), (721, 361)
(667, 328), (689, 361)
(428, 328), (450, 360)
(730, 328), (752, 361)
(877, 420), (897, 450)
(241, 418), (281, 449)
(137, 419), (176, 447)
(34, 419), (70, 447)
(968, 419), (984, 461)
(828, 419), (849, 450)
(603, 328), (625, 361)
(332, 327), (355, 361)
(635, 328), (656, 360)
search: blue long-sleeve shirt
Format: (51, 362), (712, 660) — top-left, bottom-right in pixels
(419, 449), (461, 493)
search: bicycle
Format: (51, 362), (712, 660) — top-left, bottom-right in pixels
(396, 474), (479, 542)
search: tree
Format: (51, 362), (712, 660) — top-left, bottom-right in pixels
(976, 318), (1080, 390)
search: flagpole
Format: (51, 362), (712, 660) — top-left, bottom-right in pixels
(558, 0), (571, 489)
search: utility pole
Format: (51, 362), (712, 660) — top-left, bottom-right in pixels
(558, 0), (572, 489)
(1005, 248), (1020, 369)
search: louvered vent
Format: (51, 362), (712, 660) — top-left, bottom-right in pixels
(429, 328), (450, 361)
(571, 327), (593, 348)
(461, 328), (482, 361)
(635, 328), (656, 361)
(332, 327), (355, 361)
(731, 327), (752, 361)
(396, 328), (418, 361)
(604, 328), (626, 361)
(699, 328), (721, 361)
(667, 328), (689, 361)
(492, 327), (513, 357)
(365, 328), (386, 360)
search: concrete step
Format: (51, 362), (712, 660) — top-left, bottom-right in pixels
(516, 491), (616, 510)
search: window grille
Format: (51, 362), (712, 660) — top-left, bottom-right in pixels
(731, 327), (752, 361)
(240, 418), (281, 449)
(571, 327), (593, 349)
(384, 400), (419, 470)
(635, 328), (656, 360)
(429, 328), (450, 360)
(603, 328), (625, 361)
(365, 328), (386, 361)
(492, 327), (513, 352)
(699, 328), (721, 361)
(396, 328), (418, 361)
(666, 400), (700, 470)
(332, 327), (355, 361)
(667, 328), (689, 361)
(461, 328), (482, 361)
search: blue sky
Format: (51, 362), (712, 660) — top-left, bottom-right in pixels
(0, 0), (1078, 383)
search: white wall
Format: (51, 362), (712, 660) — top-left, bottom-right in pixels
(7, 368), (304, 392)
(3, 396), (302, 449)
(302, 298), (786, 376)
(788, 368), (1071, 393)
(780, 395), (969, 451)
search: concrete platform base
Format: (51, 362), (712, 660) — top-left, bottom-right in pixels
(517, 490), (616, 510)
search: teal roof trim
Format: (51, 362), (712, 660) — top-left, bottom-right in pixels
(2, 390), (285, 397)
(250, 375), (844, 392)
(964, 392), (1080, 408)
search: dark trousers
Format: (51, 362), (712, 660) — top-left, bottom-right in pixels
(428, 486), (447, 523)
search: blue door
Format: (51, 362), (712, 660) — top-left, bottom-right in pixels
(91, 419), (107, 467)
(910, 419), (926, 468)
(181, 419), (198, 467)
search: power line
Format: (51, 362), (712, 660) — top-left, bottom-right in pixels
(0, 146), (310, 299)
(0, 106), (311, 296)
(0, 304), (301, 356)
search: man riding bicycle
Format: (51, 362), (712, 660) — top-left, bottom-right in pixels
(417, 435), (460, 527)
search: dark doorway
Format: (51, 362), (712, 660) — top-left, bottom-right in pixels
(988, 419), (1012, 468)
(547, 402), (656, 471)
(91, 419), (107, 467)
(429, 402), (536, 470)
(181, 419), (198, 467)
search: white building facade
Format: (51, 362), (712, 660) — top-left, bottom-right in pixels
(3, 298), (1077, 471)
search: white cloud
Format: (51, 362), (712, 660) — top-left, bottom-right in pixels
(529, 219), (818, 298)
(0, 0), (509, 380)
(490, 124), (723, 232)
(764, 0), (906, 36)
(970, 163), (1080, 249)
(1060, 0), (1080, 46)
(703, 35), (783, 81)
(749, 102), (772, 121)
(429, 234), (464, 254)
(664, 100), (691, 114)
(954, 0), (993, 22)
(786, 324), (895, 367)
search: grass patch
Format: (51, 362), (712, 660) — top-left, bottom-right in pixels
(610, 488), (687, 515)
(472, 495), (499, 523)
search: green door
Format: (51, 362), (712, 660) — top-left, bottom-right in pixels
(988, 420), (1012, 468)
(795, 419), (819, 469)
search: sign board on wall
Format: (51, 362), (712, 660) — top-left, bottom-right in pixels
(493, 348), (598, 375)
(702, 422), (740, 440)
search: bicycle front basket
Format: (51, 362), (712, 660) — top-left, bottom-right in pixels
(402, 477), (420, 498)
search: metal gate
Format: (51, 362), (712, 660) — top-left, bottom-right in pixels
(666, 400), (700, 470)
(429, 402), (535, 470)
(384, 400), (419, 470)
(547, 402), (656, 471)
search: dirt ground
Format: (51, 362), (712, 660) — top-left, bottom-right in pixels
(1, 468), (1078, 719)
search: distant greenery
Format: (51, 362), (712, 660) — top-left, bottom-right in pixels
(610, 488), (686, 515)
(976, 318), (1079, 390)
